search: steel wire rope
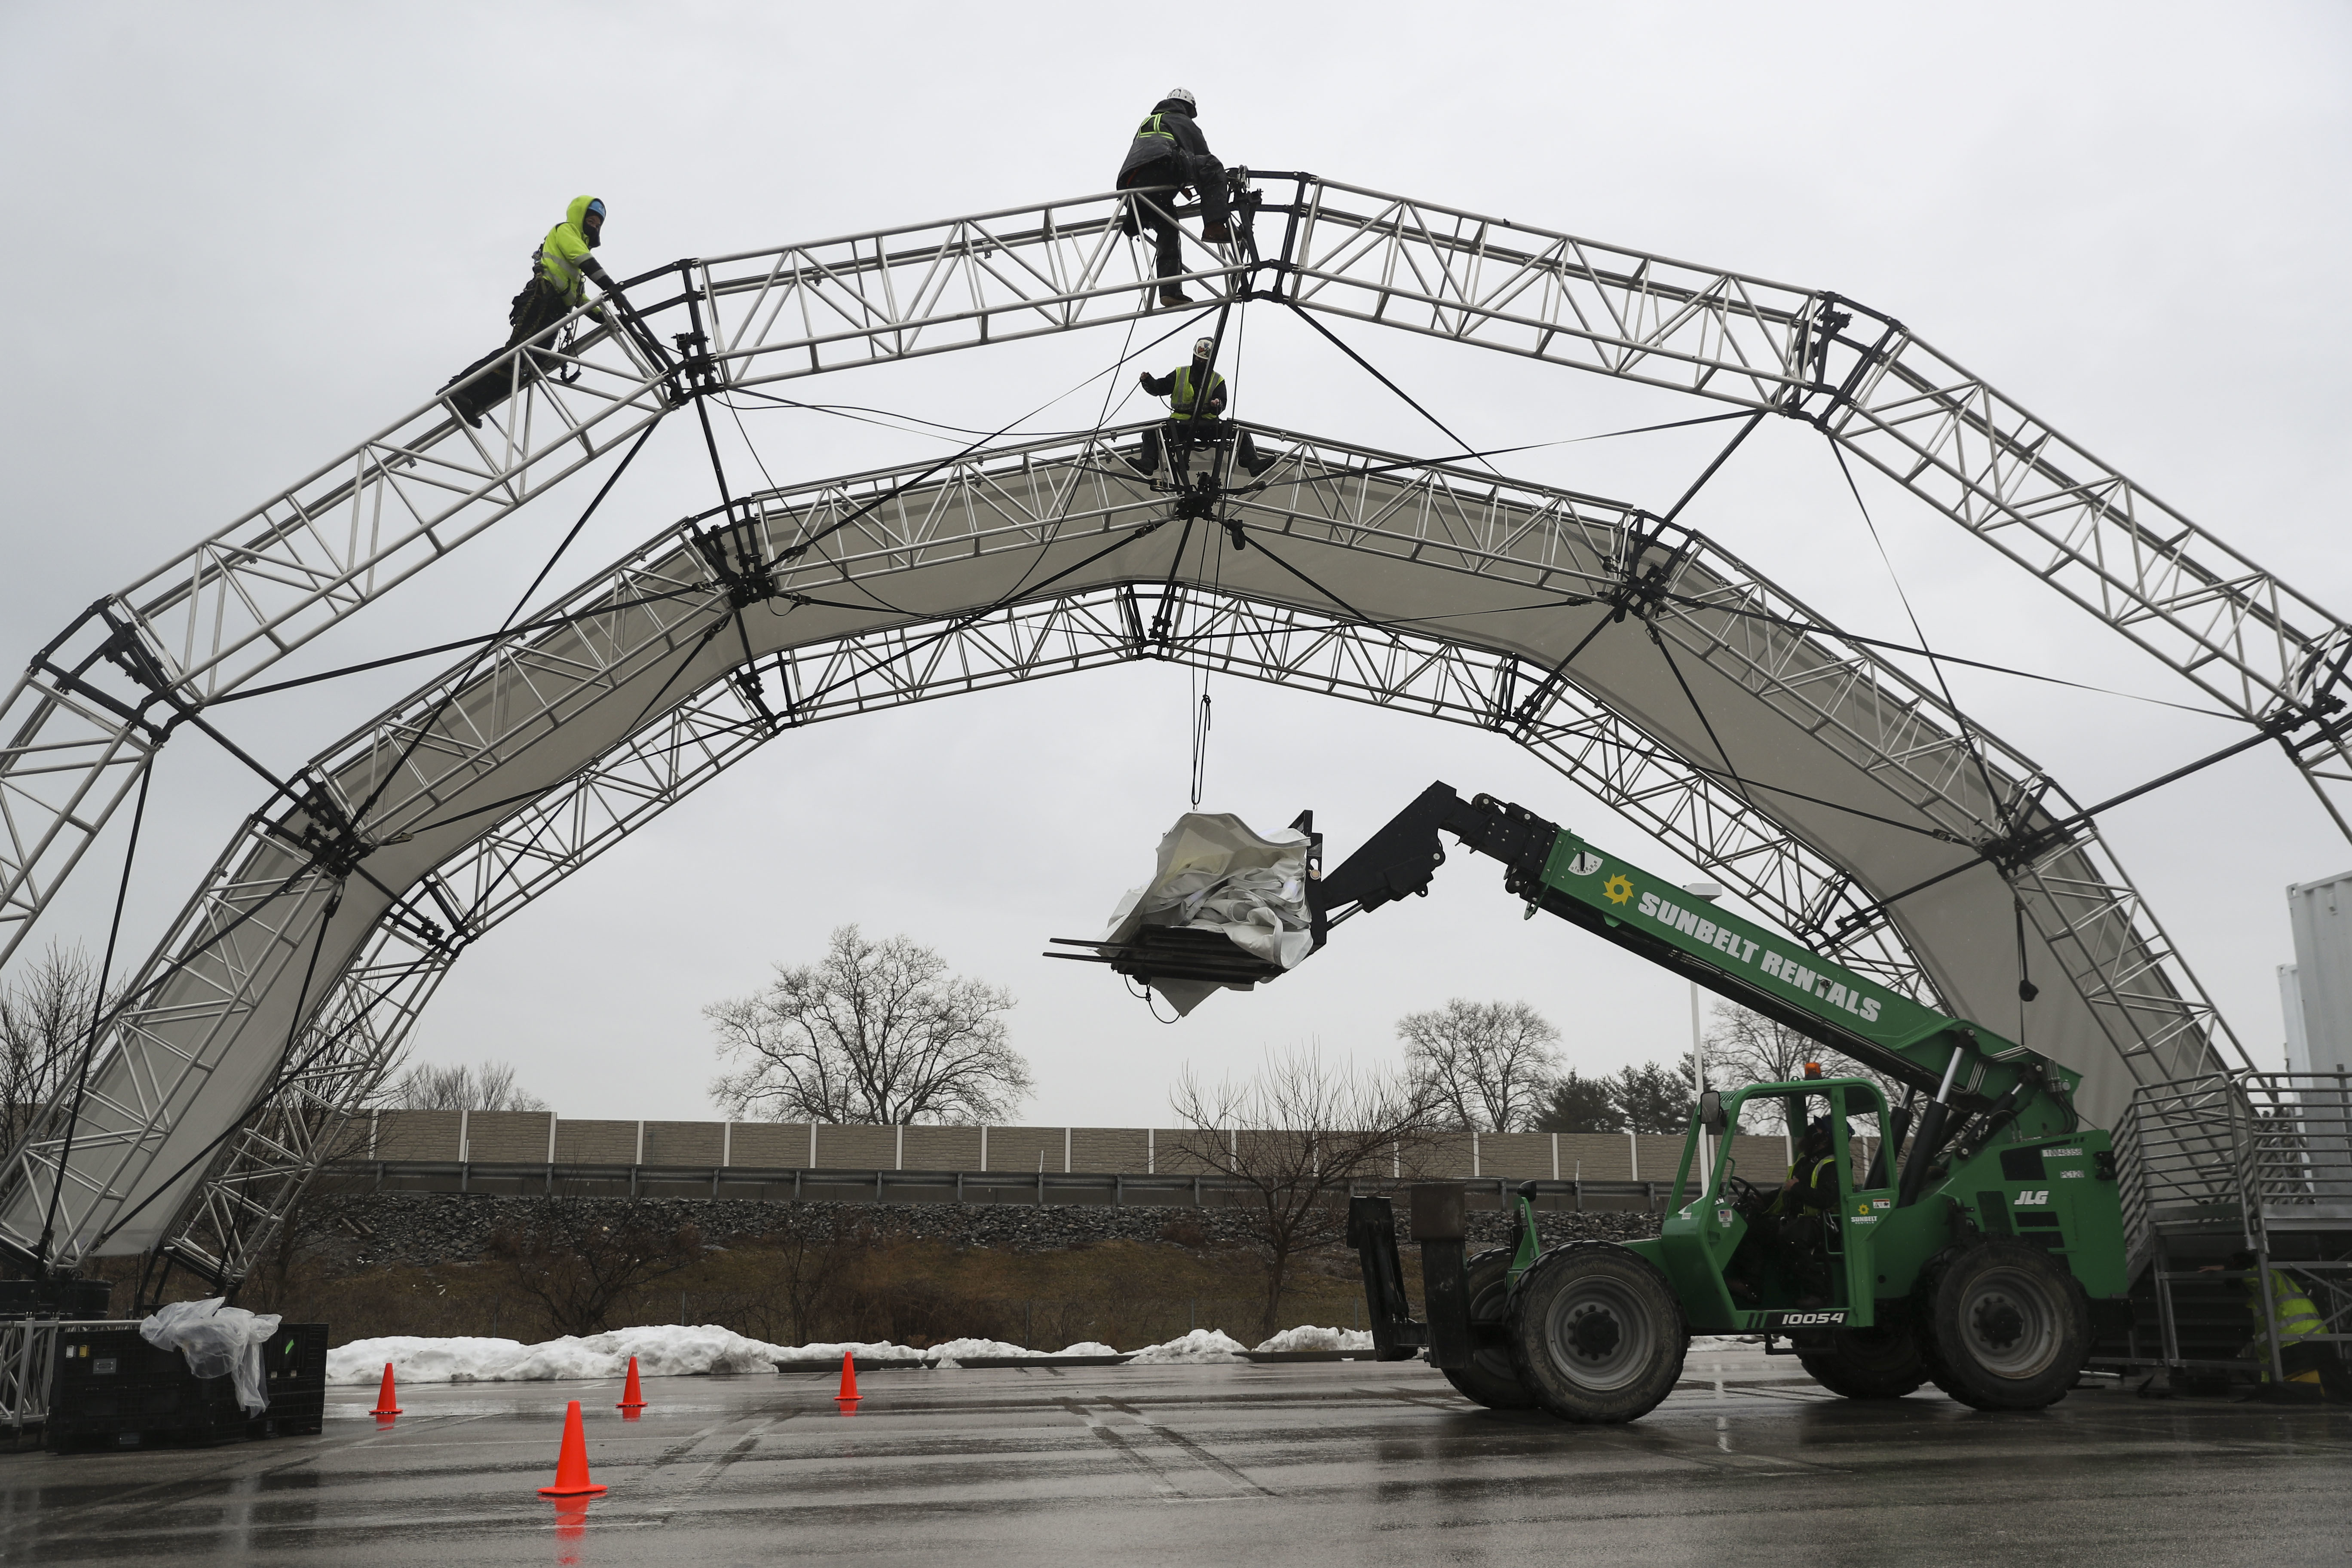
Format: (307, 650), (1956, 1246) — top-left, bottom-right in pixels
(94, 879), (386, 1259)
(1185, 297), (1253, 806)
(1822, 435), (2052, 1023)
(1337, 591), (2245, 721)
(769, 301), (1221, 570)
(1646, 623), (1757, 809)
(1825, 439), (2012, 831)
(1278, 303), (1502, 479)
(214, 378), (1761, 716)
(33, 761), (153, 1268)
(715, 389), (1135, 447)
(343, 419), (668, 834)
(630, 296), (1212, 714)
(1620, 413), (1772, 815)
(204, 579), (863, 707)
(6, 432), (675, 1195)
(402, 312), (1199, 839)
(1824, 703), (2317, 942)
(1228, 410), (1764, 504)
(710, 309), (1225, 727)
(1170, 523), (1962, 848)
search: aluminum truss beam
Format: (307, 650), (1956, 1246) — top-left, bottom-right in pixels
(6, 177), (2347, 980)
(0, 426), (2242, 1282)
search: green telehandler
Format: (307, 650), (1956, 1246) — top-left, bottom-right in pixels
(1101, 782), (2127, 1423)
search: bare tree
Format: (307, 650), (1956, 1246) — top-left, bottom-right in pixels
(0, 944), (106, 1152)
(1170, 1044), (1439, 1340)
(486, 1197), (704, 1335)
(389, 1059), (548, 1112)
(727, 1209), (878, 1347)
(707, 925), (1030, 1125)
(1397, 999), (1562, 1131)
(1702, 1001), (1901, 1132)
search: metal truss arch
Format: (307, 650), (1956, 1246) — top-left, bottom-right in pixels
(5, 176), (2347, 980)
(0, 426), (2243, 1286)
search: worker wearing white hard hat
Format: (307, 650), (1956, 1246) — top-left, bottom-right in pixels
(1130, 334), (1274, 488)
(1116, 88), (1234, 307)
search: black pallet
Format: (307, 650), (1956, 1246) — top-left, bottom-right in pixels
(46, 1321), (328, 1453)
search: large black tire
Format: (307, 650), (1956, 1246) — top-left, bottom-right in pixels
(1918, 1239), (2089, 1411)
(1503, 1243), (1687, 1424)
(1798, 1323), (1927, 1399)
(1442, 1247), (1539, 1410)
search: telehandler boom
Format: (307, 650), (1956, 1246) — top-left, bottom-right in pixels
(1258, 782), (2124, 1421)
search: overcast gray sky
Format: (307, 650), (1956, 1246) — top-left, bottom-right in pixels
(3, 2), (2347, 1125)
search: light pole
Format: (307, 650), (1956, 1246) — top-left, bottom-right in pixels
(1683, 881), (1724, 1191)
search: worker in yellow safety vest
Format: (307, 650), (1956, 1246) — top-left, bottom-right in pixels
(445, 196), (623, 428)
(2214, 1250), (2350, 1401)
(1129, 338), (1272, 487)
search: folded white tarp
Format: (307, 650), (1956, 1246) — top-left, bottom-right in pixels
(1099, 812), (1314, 1017)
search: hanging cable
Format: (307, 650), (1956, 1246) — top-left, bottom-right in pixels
(1648, 623), (1755, 808)
(92, 877), (344, 1250)
(1825, 440), (2010, 820)
(34, 761), (153, 1269)
(1282, 302), (1501, 478)
(1188, 685), (1213, 806)
(778, 305), (1220, 566)
(346, 419), (667, 831)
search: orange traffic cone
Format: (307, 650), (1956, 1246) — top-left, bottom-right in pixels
(834, 1350), (860, 1410)
(539, 1399), (608, 1497)
(617, 1354), (646, 1414)
(370, 1362), (401, 1418)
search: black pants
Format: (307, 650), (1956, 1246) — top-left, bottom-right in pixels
(1121, 155), (1230, 285)
(1137, 420), (1262, 486)
(447, 279), (573, 423)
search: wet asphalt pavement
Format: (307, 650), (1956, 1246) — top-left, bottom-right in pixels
(3, 1344), (2348, 1567)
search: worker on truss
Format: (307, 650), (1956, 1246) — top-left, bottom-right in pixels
(1117, 88), (1232, 308)
(1130, 337), (1273, 487)
(445, 195), (622, 429)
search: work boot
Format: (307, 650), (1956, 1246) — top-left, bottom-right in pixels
(1203, 221), (1231, 244)
(1158, 288), (1191, 308)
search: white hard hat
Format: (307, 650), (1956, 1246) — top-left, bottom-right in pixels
(1165, 87), (1197, 110)
(1193, 337), (1216, 358)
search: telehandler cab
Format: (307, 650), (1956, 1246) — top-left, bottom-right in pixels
(1114, 782), (2126, 1423)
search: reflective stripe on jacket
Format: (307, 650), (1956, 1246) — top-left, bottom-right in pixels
(1769, 1152), (1838, 1216)
(1120, 109), (1209, 181)
(533, 194), (602, 308)
(1169, 364), (1225, 421)
(2250, 1268), (2326, 1344)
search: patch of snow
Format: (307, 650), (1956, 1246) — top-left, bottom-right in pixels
(328, 1335), (528, 1386)
(780, 1339), (929, 1365)
(328, 1324), (799, 1385)
(331, 1323), (1341, 1383)
(921, 1338), (1126, 1365)
(1253, 1325), (1373, 1353)
(1127, 1328), (1248, 1364)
